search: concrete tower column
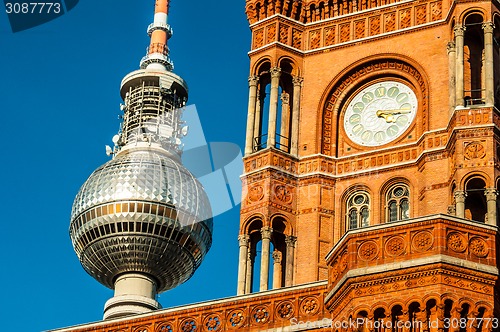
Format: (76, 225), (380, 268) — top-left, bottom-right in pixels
(103, 273), (160, 320)
(483, 22), (495, 106)
(259, 226), (273, 291)
(267, 67), (282, 149)
(272, 250), (282, 289)
(285, 235), (297, 287)
(484, 188), (497, 225)
(245, 76), (259, 155)
(237, 234), (250, 295)
(245, 247), (254, 294)
(447, 42), (456, 113)
(454, 190), (467, 218)
(454, 25), (466, 107)
(291, 76), (303, 156)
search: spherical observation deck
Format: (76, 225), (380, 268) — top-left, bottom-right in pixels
(69, 146), (213, 293)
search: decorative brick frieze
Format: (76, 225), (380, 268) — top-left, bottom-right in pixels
(324, 216), (498, 321)
(54, 283), (329, 332)
(325, 215), (497, 293)
(247, 0), (444, 51)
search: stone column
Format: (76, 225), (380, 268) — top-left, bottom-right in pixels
(454, 190), (466, 218)
(245, 76), (259, 155)
(447, 42), (456, 113)
(483, 22), (495, 106)
(245, 247), (254, 294)
(267, 67), (281, 149)
(272, 250), (282, 289)
(280, 92), (291, 150)
(259, 226), (273, 291)
(485, 188), (497, 225)
(291, 76), (303, 156)
(454, 25), (466, 107)
(237, 235), (250, 295)
(285, 235), (297, 287)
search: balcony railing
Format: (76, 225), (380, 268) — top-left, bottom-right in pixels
(253, 133), (290, 153)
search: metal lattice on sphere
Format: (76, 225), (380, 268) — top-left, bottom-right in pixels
(69, 147), (213, 292)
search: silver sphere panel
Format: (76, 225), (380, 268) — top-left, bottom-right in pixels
(70, 148), (212, 292)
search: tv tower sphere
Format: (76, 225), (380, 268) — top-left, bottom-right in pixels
(69, 0), (213, 320)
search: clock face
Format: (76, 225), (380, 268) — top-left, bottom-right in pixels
(343, 81), (418, 147)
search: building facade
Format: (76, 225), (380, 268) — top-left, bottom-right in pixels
(52, 0), (500, 331)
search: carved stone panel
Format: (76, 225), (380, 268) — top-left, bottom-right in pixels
(358, 240), (379, 261)
(279, 24), (289, 44)
(267, 24), (276, 43)
(400, 8), (411, 29)
(324, 26), (336, 46)
(369, 16), (381, 36)
(412, 230), (434, 252)
(339, 23), (350, 43)
(309, 29), (321, 49)
(385, 236), (406, 256)
(254, 28), (264, 49)
(384, 12), (396, 32)
(447, 232), (467, 253)
(431, 1), (442, 21)
(292, 29), (302, 49)
(416, 5), (427, 25)
(354, 20), (365, 39)
(464, 142), (486, 160)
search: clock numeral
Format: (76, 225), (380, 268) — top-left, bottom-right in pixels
(374, 131), (386, 143)
(361, 130), (373, 142)
(396, 114), (409, 126)
(352, 102), (364, 113)
(362, 92), (374, 103)
(386, 125), (399, 137)
(387, 86), (399, 97)
(352, 124), (364, 136)
(349, 114), (361, 125)
(400, 103), (412, 110)
(375, 87), (386, 97)
(396, 93), (409, 103)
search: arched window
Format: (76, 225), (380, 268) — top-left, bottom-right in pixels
(465, 177), (486, 222)
(346, 192), (370, 230)
(386, 184), (410, 222)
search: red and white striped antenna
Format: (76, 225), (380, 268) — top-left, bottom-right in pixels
(140, 0), (174, 71)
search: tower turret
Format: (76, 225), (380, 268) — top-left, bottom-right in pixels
(69, 0), (212, 320)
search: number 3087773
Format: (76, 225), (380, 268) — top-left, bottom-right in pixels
(5, 3), (61, 14)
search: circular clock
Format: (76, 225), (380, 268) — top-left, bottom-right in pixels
(343, 81), (418, 147)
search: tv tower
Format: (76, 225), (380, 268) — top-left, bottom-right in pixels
(69, 0), (212, 320)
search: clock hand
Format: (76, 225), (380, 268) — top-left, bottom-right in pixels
(376, 109), (411, 123)
(376, 109), (411, 116)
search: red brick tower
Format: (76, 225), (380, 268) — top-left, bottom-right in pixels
(239, 0), (500, 326)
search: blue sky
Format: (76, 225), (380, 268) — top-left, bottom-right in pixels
(0, 2), (250, 331)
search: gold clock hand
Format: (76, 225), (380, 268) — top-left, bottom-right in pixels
(376, 109), (411, 123)
(377, 109), (411, 115)
(376, 110), (394, 122)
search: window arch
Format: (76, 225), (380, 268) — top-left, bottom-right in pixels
(346, 191), (370, 230)
(385, 184), (410, 222)
(464, 176), (487, 222)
